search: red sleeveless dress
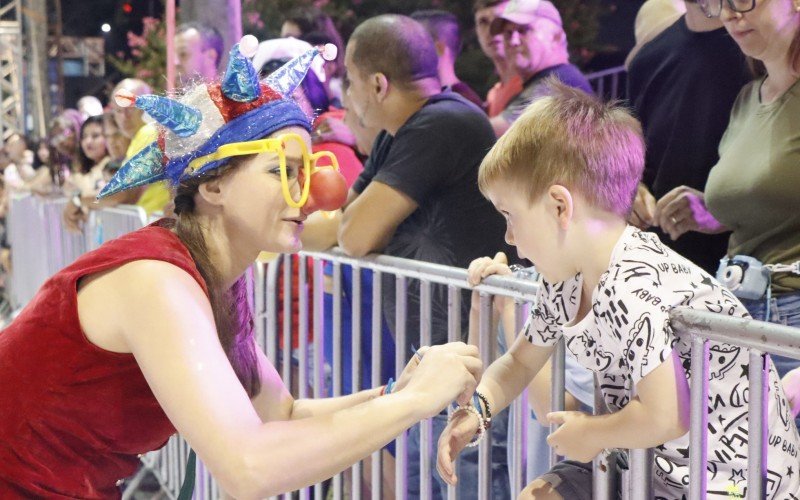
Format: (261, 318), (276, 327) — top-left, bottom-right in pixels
(0, 219), (206, 498)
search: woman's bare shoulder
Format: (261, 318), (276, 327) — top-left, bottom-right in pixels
(77, 259), (209, 353)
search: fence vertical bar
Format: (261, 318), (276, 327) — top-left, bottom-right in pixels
(419, 280), (433, 500)
(511, 300), (528, 493)
(283, 254), (293, 391)
(689, 335), (709, 500)
(446, 285), (461, 500)
(331, 261), (343, 499)
(478, 293), (493, 500)
(298, 256), (310, 500)
(592, 375), (617, 500)
(628, 448), (654, 498)
(549, 339), (566, 467)
(265, 259), (279, 365)
(351, 264), (363, 500)
(313, 257), (325, 500)
(747, 349), (767, 500)
(371, 270), (384, 500)
(395, 275), (408, 499)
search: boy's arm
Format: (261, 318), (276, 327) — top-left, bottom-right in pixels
(438, 336), (553, 485)
(547, 349), (690, 462)
(477, 335), (555, 418)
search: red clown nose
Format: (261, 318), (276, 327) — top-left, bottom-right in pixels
(300, 168), (348, 214)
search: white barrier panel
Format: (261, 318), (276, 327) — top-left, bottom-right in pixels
(86, 205), (148, 251)
(6, 195), (148, 310)
(8, 194), (51, 308)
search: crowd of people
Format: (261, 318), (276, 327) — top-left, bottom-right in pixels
(0, 0), (799, 498)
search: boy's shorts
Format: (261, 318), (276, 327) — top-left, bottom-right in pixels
(539, 460), (593, 499)
(539, 453), (626, 500)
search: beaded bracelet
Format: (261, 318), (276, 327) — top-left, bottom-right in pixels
(475, 391), (492, 430)
(448, 404), (486, 448)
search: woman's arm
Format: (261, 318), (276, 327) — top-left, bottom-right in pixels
(78, 260), (480, 500)
(249, 345), (385, 422)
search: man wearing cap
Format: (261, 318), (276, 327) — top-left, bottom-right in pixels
(473, 0), (523, 118)
(488, 0), (592, 137)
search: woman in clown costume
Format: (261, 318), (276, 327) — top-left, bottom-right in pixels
(0, 37), (482, 499)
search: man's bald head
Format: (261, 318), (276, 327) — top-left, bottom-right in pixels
(347, 15), (439, 90)
(111, 79), (151, 139)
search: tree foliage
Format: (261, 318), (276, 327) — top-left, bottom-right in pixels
(107, 16), (168, 93)
(245, 0), (610, 93)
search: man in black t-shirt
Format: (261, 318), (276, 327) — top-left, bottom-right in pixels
(626, 1), (750, 274)
(340, 14), (511, 499)
(341, 15), (507, 352)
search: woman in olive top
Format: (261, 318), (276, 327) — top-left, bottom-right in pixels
(653, 0), (800, 417)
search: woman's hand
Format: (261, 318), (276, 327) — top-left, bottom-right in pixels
(437, 405), (481, 486)
(467, 251), (512, 287)
(546, 411), (603, 463)
(393, 346), (429, 393)
(399, 342), (482, 418)
(655, 186), (727, 241)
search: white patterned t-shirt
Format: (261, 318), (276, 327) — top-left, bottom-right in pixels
(524, 226), (800, 499)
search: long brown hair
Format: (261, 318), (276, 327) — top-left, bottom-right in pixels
(172, 157), (261, 397)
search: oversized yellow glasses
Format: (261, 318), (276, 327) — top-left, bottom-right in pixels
(184, 132), (340, 208)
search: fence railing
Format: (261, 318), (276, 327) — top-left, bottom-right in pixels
(7, 194), (800, 500)
(7, 193), (147, 309)
(585, 64), (627, 101)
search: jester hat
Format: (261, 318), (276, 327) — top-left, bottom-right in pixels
(98, 35), (338, 200)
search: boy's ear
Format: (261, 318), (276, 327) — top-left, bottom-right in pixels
(547, 185), (573, 230)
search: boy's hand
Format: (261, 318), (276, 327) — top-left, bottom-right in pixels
(546, 411), (602, 463)
(467, 251), (511, 287)
(437, 408), (481, 485)
(782, 367), (800, 417)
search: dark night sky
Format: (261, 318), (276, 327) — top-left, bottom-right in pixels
(61, 0), (641, 75)
(61, 0), (164, 58)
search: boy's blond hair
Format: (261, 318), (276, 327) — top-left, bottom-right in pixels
(478, 78), (645, 217)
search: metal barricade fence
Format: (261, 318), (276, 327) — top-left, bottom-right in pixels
(8, 193), (51, 308)
(146, 248), (800, 500)
(671, 309), (800, 500)
(585, 65), (627, 101)
(86, 204), (148, 251)
(6, 194), (149, 310)
(8, 193), (799, 499)
(146, 248), (656, 500)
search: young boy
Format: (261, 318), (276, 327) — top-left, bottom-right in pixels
(437, 81), (800, 499)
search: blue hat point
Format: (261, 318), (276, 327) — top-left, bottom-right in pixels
(264, 43), (337, 97)
(114, 90), (202, 138)
(100, 38), (332, 198)
(97, 141), (166, 199)
(221, 35), (261, 102)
